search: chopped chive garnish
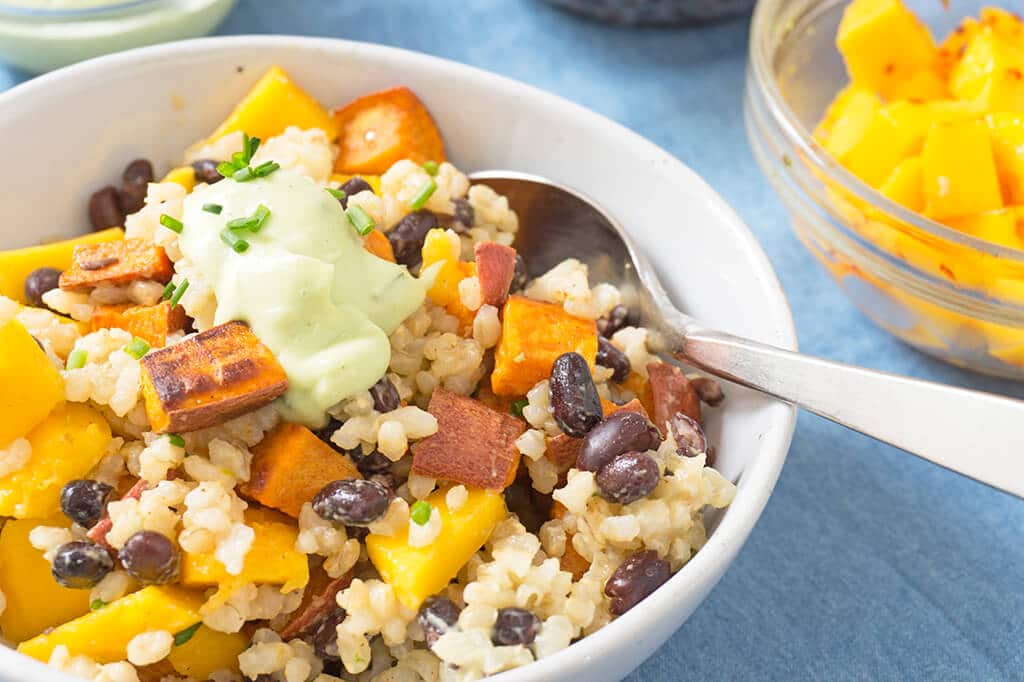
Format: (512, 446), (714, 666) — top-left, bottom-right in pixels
(168, 433), (185, 448)
(67, 349), (88, 370)
(225, 215), (259, 231)
(346, 205), (375, 236)
(252, 204), (271, 231)
(159, 214), (183, 233)
(510, 398), (529, 419)
(217, 161), (237, 178)
(409, 178), (437, 210)
(245, 134), (261, 161)
(422, 160), (439, 176)
(169, 278), (190, 307)
(230, 150), (248, 168)
(232, 166), (254, 182)
(173, 622), (201, 647)
(252, 160), (280, 178)
(202, 203), (223, 214)
(124, 337), (150, 360)
(410, 500), (432, 525)
(221, 227), (251, 253)
(326, 187), (346, 200)
(161, 281), (176, 300)
(89, 599), (106, 611)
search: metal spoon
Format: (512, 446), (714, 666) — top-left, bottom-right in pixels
(471, 170), (1024, 499)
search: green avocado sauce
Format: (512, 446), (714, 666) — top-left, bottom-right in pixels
(178, 169), (427, 426)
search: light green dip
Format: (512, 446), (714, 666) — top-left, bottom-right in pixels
(179, 169), (427, 426)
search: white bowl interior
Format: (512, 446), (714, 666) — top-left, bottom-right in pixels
(0, 37), (796, 682)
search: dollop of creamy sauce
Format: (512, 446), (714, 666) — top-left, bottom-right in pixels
(179, 170), (427, 426)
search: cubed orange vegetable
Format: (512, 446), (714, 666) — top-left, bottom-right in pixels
(363, 229), (396, 262)
(91, 301), (186, 348)
(240, 423), (361, 518)
(59, 239), (173, 292)
(491, 296), (598, 396)
(333, 86), (446, 174)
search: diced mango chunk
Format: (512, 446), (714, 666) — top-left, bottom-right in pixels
(922, 119), (1004, 220)
(0, 318), (64, 448)
(367, 486), (506, 610)
(421, 228), (476, 330)
(161, 166), (197, 192)
(167, 625), (247, 680)
(825, 94), (921, 187)
(17, 586), (203, 664)
(0, 227), (122, 304)
(208, 66), (338, 143)
(950, 28), (1024, 113)
(947, 208), (1024, 250)
(879, 156), (924, 212)
(0, 403), (111, 519)
(837, 0), (937, 100)
(180, 514), (308, 611)
(986, 113), (1024, 204)
(0, 516), (92, 642)
(491, 295), (598, 396)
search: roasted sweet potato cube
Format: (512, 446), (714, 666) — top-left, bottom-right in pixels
(363, 229), (396, 262)
(59, 239), (173, 292)
(240, 423), (361, 517)
(411, 388), (526, 490)
(545, 399), (649, 472)
(474, 242), (517, 307)
(491, 296), (598, 396)
(279, 567), (353, 640)
(647, 362), (701, 432)
(140, 321), (288, 433)
(91, 301), (186, 348)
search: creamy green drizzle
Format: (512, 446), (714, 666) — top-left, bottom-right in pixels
(178, 169), (427, 426)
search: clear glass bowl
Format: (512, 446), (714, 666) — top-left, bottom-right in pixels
(745, 0), (1024, 380)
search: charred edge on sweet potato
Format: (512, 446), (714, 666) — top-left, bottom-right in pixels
(58, 239), (173, 292)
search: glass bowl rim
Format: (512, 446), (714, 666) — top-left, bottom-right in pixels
(0, 0), (163, 18)
(747, 0), (1024, 265)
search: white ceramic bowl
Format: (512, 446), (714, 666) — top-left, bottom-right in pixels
(0, 36), (797, 682)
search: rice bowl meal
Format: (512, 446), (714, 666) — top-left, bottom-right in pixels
(0, 66), (735, 682)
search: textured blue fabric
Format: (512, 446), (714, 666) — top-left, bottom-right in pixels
(2, 2), (1022, 679)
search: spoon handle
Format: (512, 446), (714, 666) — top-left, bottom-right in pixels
(678, 328), (1024, 499)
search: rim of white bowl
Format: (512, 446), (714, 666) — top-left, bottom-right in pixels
(0, 35), (797, 682)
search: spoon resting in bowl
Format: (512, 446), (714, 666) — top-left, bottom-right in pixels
(471, 170), (1024, 499)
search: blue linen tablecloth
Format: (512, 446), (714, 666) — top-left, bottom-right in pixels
(3, 2), (1022, 679)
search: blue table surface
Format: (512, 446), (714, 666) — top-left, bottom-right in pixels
(4, 2), (1022, 680)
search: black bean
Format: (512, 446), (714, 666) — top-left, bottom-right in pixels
(597, 305), (632, 338)
(604, 550), (671, 616)
(351, 449), (393, 476)
(595, 451), (660, 504)
(388, 210), (438, 268)
(310, 608), (346, 659)
(491, 607), (540, 646)
(119, 159), (154, 214)
(88, 186), (124, 231)
(119, 530), (179, 584)
(669, 413), (707, 456)
(596, 337), (630, 383)
(191, 158), (224, 185)
(691, 376), (725, 406)
(337, 177), (375, 208)
(345, 525), (369, 541)
(23, 267), (62, 308)
(314, 418), (344, 450)
(549, 352), (602, 437)
(313, 479), (392, 526)
(60, 479), (113, 528)
(577, 410), (661, 472)
(510, 253), (528, 292)
(51, 541), (113, 589)
(418, 595), (461, 648)
(367, 472), (400, 496)
(369, 376), (400, 412)
(451, 198), (474, 234)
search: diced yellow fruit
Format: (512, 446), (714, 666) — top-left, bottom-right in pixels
(921, 119), (1004, 220)
(330, 173), (382, 195)
(161, 166), (196, 192)
(879, 156), (924, 212)
(421, 228), (476, 329)
(181, 515), (308, 611)
(0, 516), (92, 643)
(946, 208), (1023, 250)
(0, 227), (123, 304)
(167, 625), (247, 680)
(837, 0), (937, 100)
(208, 65), (338, 143)
(950, 29), (1024, 112)
(815, 85), (870, 143)
(829, 102), (921, 187)
(0, 318), (64, 448)
(820, 87), (881, 157)
(367, 486), (506, 610)
(0, 404), (111, 519)
(879, 100), (983, 154)
(885, 68), (949, 101)
(18, 586), (202, 664)
(986, 113), (1024, 204)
